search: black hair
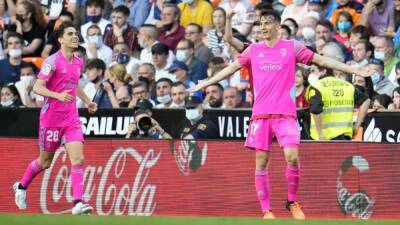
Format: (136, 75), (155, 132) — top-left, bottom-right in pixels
(316, 19), (335, 32)
(112, 5), (130, 17)
(180, 39), (195, 50)
(208, 83), (224, 92)
(373, 94), (392, 108)
(86, 0), (105, 9)
(171, 81), (185, 88)
(132, 81), (149, 92)
(283, 18), (298, 30)
(155, 77), (173, 86)
(188, 23), (203, 33)
(280, 24), (291, 36)
(5, 32), (23, 48)
(85, 58), (106, 73)
(1, 85), (23, 107)
(20, 62), (38, 74)
(60, 10), (74, 21)
(55, 21), (76, 40)
(350, 25), (370, 41)
(260, 9), (281, 24)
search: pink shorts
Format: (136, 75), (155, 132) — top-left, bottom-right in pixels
(39, 121), (83, 152)
(245, 118), (300, 151)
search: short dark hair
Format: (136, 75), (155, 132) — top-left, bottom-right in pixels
(369, 58), (384, 71)
(393, 86), (400, 96)
(356, 40), (374, 54)
(260, 10), (281, 24)
(55, 21), (76, 40)
(60, 10), (74, 21)
(373, 94), (392, 108)
(151, 43), (169, 55)
(5, 32), (23, 47)
(156, 78), (173, 86)
(254, 1), (273, 11)
(74, 46), (87, 56)
(20, 62), (38, 73)
(316, 19), (334, 32)
(350, 25), (370, 41)
(112, 5), (130, 17)
(85, 58), (106, 73)
(280, 24), (291, 36)
(188, 23), (202, 33)
(210, 57), (225, 65)
(207, 83), (224, 92)
(180, 39), (195, 50)
(140, 63), (156, 75)
(132, 81), (149, 92)
(163, 3), (180, 18)
(1, 85), (22, 106)
(171, 81), (185, 88)
(86, 0), (105, 8)
(283, 18), (298, 30)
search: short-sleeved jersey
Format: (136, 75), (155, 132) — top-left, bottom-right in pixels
(38, 51), (83, 127)
(238, 39), (314, 119)
(178, 0), (213, 28)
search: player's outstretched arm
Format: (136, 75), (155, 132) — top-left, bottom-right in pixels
(33, 79), (74, 103)
(187, 60), (242, 93)
(312, 54), (369, 77)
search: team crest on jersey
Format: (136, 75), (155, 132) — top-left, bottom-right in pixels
(41, 64), (52, 75)
(280, 48), (287, 57)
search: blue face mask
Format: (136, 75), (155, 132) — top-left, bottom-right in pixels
(176, 50), (187, 62)
(337, 21), (352, 32)
(86, 15), (102, 23)
(374, 51), (385, 60)
(117, 53), (130, 64)
(371, 72), (381, 84)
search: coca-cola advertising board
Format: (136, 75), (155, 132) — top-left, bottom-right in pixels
(0, 138), (399, 219)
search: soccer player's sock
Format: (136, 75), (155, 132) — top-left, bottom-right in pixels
(255, 169), (271, 211)
(71, 164), (84, 204)
(20, 160), (44, 189)
(286, 164), (300, 202)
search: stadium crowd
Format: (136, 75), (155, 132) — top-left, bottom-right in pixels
(0, 0), (400, 112)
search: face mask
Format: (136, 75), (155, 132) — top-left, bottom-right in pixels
(338, 21), (351, 32)
(302, 27), (315, 40)
(138, 76), (150, 84)
(176, 50), (187, 62)
(9, 49), (22, 58)
(1, 99), (14, 107)
(182, 0), (194, 4)
(16, 14), (25, 23)
(371, 72), (381, 84)
(163, 23), (174, 31)
(86, 15), (102, 23)
(157, 94), (172, 104)
(308, 73), (319, 85)
(20, 75), (35, 85)
(292, 0), (305, 5)
(119, 101), (130, 107)
(117, 53), (130, 64)
(374, 51), (385, 60)
(357, 58), (368, 66)
(185, 108), (201, 121)
(88, 35), (103, 48)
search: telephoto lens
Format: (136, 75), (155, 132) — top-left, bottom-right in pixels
(137, 116), (152, 132)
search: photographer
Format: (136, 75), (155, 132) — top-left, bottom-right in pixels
(125, 99), (172, 139)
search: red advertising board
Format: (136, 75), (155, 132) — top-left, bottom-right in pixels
(0, 138), (399, 219)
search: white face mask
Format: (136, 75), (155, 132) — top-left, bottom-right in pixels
(1, 99), (14, 107)
(20, 75), (35, 84)
(88, 35), (103, 49)
(308, 73), (319, 85)
(292, 0), (305, 6)
(371, 72), (381, 84)
(185, 108), (201, 121)
(157, 94), (172, 104)
(9, 49), (22, 58)
(302, 27), (315, 40)
(374, 51), (385, 61)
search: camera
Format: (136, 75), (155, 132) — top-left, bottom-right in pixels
(136, 115), (152, 132)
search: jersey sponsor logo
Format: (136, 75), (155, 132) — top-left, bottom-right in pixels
(41, 64), (52, 75)
(257, 52), (264, 58)
(259, 60), (283, 71)
(280, 48), (287, 57)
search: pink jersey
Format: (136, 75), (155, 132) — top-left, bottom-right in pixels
(38, 51), (83, 127)
(238, 39), (314, 118)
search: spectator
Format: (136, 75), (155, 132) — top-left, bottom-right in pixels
(281, 0), (308, 25)
(103, 5), (139, 53)
(155, 77), (173, 108)
(115, 85), (132, 107)
(157, 3), (185, 52)
(176, 39), (208, 84)
(41, 10), (74, 58)
(0, 85), (23, 108)
(219, 0), (254, 36)
(248, 21), (262, 43)
(368, 58), (397, 96)
(167, 60), (203, 99)
(151, 43), (175, 81)
(315, 19), (347, 57)
(279, 25), (291, 40)
(128, 81), (153, 108)
(170, 81), (187, 108)
(361, 0), (394, 36)
(388, 87), (400, 109)
(138, 24), (175, 64)
(185, 23), (213, 64)
(349, 25), (370, 48)
(372, 94), (392, 110)
(82, 25), (113, 66)
(330, 0), (363, 25)
(333, 10), (354, 50)
(295, 66), (309, 108)
(137, 63), (157, 99)
(395, 61), (400, 84)
(73, 46), (87, 61)
(181, 96), (218, 139)
(353, 75), (376, 98)
(282, 18), (299, 39)
(349, 40), (374, 66)
(12, 1), (46, 57)
(104, 64), (129, 108)
(204, 83), (224, 108)
(207, 8), (229, 58)
(79, 59), (107, 108)
(14, 62), (41, 107)
(178, 0), (213, 32)
(111, 42), (141, 79)
(307, 0), (328, 18)
(373, 36), (399, 85)
(0, 32), (23, 86)
(113, 0), (151, 30)
(222, 86), (248, 108)
(299, 11), (319, 49)
(391, 0), (400, 56)
(81, 0), (111, 42)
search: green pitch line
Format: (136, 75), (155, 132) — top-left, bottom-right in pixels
(0, 214), (398, 225)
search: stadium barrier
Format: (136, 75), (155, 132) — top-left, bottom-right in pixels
(1, 108), (400, 142)
(1, 138), (399, 219)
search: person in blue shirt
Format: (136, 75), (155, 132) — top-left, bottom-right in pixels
(0, 32), (24, 86)
(167, 60), (203, 99)
(113, 0), (151, 30)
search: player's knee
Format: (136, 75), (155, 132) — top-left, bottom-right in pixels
(39, 159), (52, 169)
(70, 155), (85, 165)
(255, 154), (269, 168)
(286, 155), (299, 165)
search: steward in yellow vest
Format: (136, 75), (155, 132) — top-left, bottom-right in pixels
(306, 64), (370, 140)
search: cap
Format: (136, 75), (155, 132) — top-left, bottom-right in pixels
(167, 61), (188, 73)
(184, 96), (202, 109)
(151, 43), (169, 55)
(134, 99), (153, 111)
(368, 58), (384, 68)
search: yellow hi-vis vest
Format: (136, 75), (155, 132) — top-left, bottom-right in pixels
(308, 76), (355, 140)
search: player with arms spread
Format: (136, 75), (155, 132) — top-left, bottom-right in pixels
(189, 10), (368, 220)
(13, 22), (98, 215)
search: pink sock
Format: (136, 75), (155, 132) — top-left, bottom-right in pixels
(255, 169), (271, 211)
(71, 164), (84, 201)
(286, 164), (300, 202)
(20, 160), (44, 188)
